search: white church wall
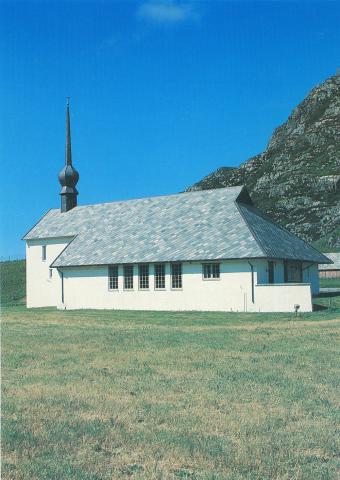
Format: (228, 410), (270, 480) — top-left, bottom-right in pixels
(254, 284), (312, 312)
(26, 244), (315, 312)
(26, 237), (73, 308)
(59, 260), (256, 312)
(56, 259), (313, 312)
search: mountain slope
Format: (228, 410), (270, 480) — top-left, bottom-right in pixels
(188, 74), (340, 249)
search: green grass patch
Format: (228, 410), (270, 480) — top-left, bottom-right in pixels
(0, 259), (26, 306)
(320, 278), (340, 288)
(2, 304), (340, 479)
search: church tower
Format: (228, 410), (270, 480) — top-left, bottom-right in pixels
(58, 98), (79, 212)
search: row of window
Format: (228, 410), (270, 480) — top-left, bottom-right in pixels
(41, 249), (304, 287)
(109, 263), (182, 290)
(41, 246), (304, 285)
(108, 262), (220, 291)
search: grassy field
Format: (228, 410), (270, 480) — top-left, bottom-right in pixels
(2, 299), (340, 480)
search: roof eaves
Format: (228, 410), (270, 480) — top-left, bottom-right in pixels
(50, 254), (268, 269)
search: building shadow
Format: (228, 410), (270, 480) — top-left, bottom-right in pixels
(313, 292), (339, 311)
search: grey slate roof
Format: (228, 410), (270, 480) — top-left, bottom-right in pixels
(23, 186), (331, 267)
(238, 203), (331, 264)
(319, 252), (340, 270)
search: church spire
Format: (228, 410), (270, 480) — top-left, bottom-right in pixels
(58, 98), (79, 213)
(65, 97), (72, 166)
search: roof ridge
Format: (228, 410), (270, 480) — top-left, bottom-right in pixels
(235, 202), (268, 258)
(49, 185), (245, 211)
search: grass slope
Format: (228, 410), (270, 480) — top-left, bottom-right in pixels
(2, 304), (340, 480)
(320, 278), (340, 288)
(0, 260), (26, 306)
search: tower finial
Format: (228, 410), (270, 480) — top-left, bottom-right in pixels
(58, 100), (79, 212)
(65, 98), (72, 166)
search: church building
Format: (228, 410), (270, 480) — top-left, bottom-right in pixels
(23, 103), (331, 312)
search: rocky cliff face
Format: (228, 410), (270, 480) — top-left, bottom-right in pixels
(188, 74), (340, 249)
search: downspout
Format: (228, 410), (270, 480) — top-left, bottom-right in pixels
(248, 261), (255, 303)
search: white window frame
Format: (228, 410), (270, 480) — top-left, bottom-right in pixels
(42, 245), (46, 261)
(154, 263), (166, 290)
(202, 263), (220, 280)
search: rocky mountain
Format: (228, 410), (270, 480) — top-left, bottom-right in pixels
(188, 73), (340, 250)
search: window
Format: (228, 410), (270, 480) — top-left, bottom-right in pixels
(268, 261), (274, 284)
(42, 245), (46, 261)
(154, 263), (166, 289)
(171, 263), (182, 289)
(108, 265), (119, 290)
(284, 261), (302, 283)
(139, 264), (149, 289)
(49, 268), (53, 279)
(203, 263), (220, 280)
(123, 265), (134, 290)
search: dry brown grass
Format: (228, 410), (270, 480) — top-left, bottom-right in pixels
(2, 306), (340, 479)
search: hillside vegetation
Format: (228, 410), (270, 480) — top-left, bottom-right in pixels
(0, 260), (26, 306)
(2, 304), (340, 480)
(188, 74), (340, 249)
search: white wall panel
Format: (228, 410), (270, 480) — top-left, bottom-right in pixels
(26, 238), (73, 307)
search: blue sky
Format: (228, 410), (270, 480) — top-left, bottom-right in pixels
(1, 1), (339, 258)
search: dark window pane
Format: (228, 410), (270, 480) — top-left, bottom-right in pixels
(139, 264), (149, 289)
(203, 264), (211, 278)
(212, 263), (220, 278)
(171, 263), (182, 289)
(124, 265), (134, 289)
(268, 261), (274, 284)
(203, 263), (220, 279)
(284, 261), (302, 283)
(155, 263), (166, 289)
(109, 265), (119, 290)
